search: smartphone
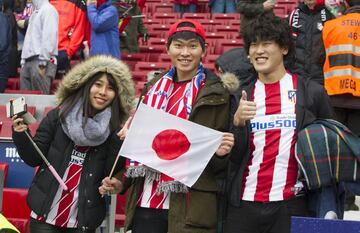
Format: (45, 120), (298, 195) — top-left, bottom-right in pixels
(6, 96), (27, 118)
(6, 96), (36, 124)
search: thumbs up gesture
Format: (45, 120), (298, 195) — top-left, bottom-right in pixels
(234, 90), (257, 127)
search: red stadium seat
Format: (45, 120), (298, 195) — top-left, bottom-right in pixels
(197, 19), (223, 29)
(211, 13), (240, 21)
(6, 77), (20, 90)
(203, 63), (216, 73)
(152, 12), (180, 21)
(2, 188), (31, 233)
(213, 24), (239, 35)
(274, 5), (288, 17)
(148, 24), (171, 38)
(146, 38), (167, 47)
(0, 162), (9, 186)
(157, 53), (172, 63)
(132, 70), (150, 82)
(182, 13), (210, 20)
(122, 53), (145, 63)
(0, 120), (12, 139)
(134, 62), (170, 73)
(4, 89), (43, 95)
(227, 19), (241, 27)
(143, 18), (163, 27)
(148, 2), (173, 13)
(139, 45), (166, 62)
(203, 54), (219, 64)
(214, 39), (243, 55)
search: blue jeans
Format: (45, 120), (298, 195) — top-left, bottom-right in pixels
(211, 0), (236, 13)
(174, 4), (197, 13)
(308, 181), (360, 219)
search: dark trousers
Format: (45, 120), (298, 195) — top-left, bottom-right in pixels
(132, 207), (168, 233)
(224, 196), (309, 233)
(56, 50), (70, 73)
(334, 107), (360, 207)
(30, 218), (95, 233)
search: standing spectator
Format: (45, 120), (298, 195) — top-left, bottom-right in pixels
(209, 0), (237, 13)
(51, 0), (87, 73)
(322, 0), (360, 211)
(12, 55), (135, 232)
(20, 0), (58, 94)
(237, 0), (275, 35)
(174, 0), (197, 13)
(288, 0), (334, 85)
(3, 0), (19, 78)
(225, 14), (334, 233)
(115, 0), (148, 53)
(0, 0), (11, 92)
(99, 19), (236, 233)
(87, 0), (120, 58)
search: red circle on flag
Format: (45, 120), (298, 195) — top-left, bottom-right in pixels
(152, 129), (190, 160)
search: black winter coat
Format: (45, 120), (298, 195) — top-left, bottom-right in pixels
(227, 74), (334, 207)
(12, 108), (123, 230)
(288, 3), (334, 85)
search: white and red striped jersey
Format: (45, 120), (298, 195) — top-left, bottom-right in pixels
(241, 73), (300, 202)
(137, 176), (170, 209)
(31, 146), (89, 227)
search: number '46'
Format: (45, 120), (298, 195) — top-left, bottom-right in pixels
(348, 32), (358, 40)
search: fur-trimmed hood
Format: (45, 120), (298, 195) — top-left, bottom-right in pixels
(56, 55), (135, 118)
(220, 72), (240, 94)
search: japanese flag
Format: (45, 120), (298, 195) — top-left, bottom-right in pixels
(119, 103), (223, 187)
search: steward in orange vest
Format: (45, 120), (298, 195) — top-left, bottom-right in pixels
(322, 3), (360, 97)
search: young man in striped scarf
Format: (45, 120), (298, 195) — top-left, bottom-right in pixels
(100, 19), (237, 233)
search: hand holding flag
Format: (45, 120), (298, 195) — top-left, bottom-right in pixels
(215, 132), (235, 157)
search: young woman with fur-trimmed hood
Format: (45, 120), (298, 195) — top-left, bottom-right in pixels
(12, 55), (135, 232)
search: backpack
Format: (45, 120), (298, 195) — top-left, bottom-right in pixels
(296, 119), (360, 190)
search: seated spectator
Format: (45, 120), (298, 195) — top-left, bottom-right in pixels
(87, 0), (120, 58)
(209, 0), (237, 13)
(174, 0), (197, 13)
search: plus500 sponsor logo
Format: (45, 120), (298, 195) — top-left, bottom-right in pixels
(251, 119), (296, 131)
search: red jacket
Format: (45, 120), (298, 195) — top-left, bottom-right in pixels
(50, 0), (87, 57)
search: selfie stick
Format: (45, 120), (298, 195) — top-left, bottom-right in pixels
(24, 131), (69, 191)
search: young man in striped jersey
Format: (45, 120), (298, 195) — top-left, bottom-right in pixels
(225, 14), (334, 233)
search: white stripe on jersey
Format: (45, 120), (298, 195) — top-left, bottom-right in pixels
(269, 74), (296, 201)
(242, 79), (266, 201)
(242, 73), (297, 202)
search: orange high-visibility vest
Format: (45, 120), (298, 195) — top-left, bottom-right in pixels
(322, 13), (360, 96)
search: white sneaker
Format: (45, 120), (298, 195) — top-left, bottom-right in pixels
(324, 211), (338, 219)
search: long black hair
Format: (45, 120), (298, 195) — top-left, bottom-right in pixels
(59, 72), (122, 131)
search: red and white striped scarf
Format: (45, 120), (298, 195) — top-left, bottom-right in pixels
(125, 64), (206, 193)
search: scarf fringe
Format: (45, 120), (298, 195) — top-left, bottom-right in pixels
(156, 181), (188, 194)
(125, 166), (160, 181)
